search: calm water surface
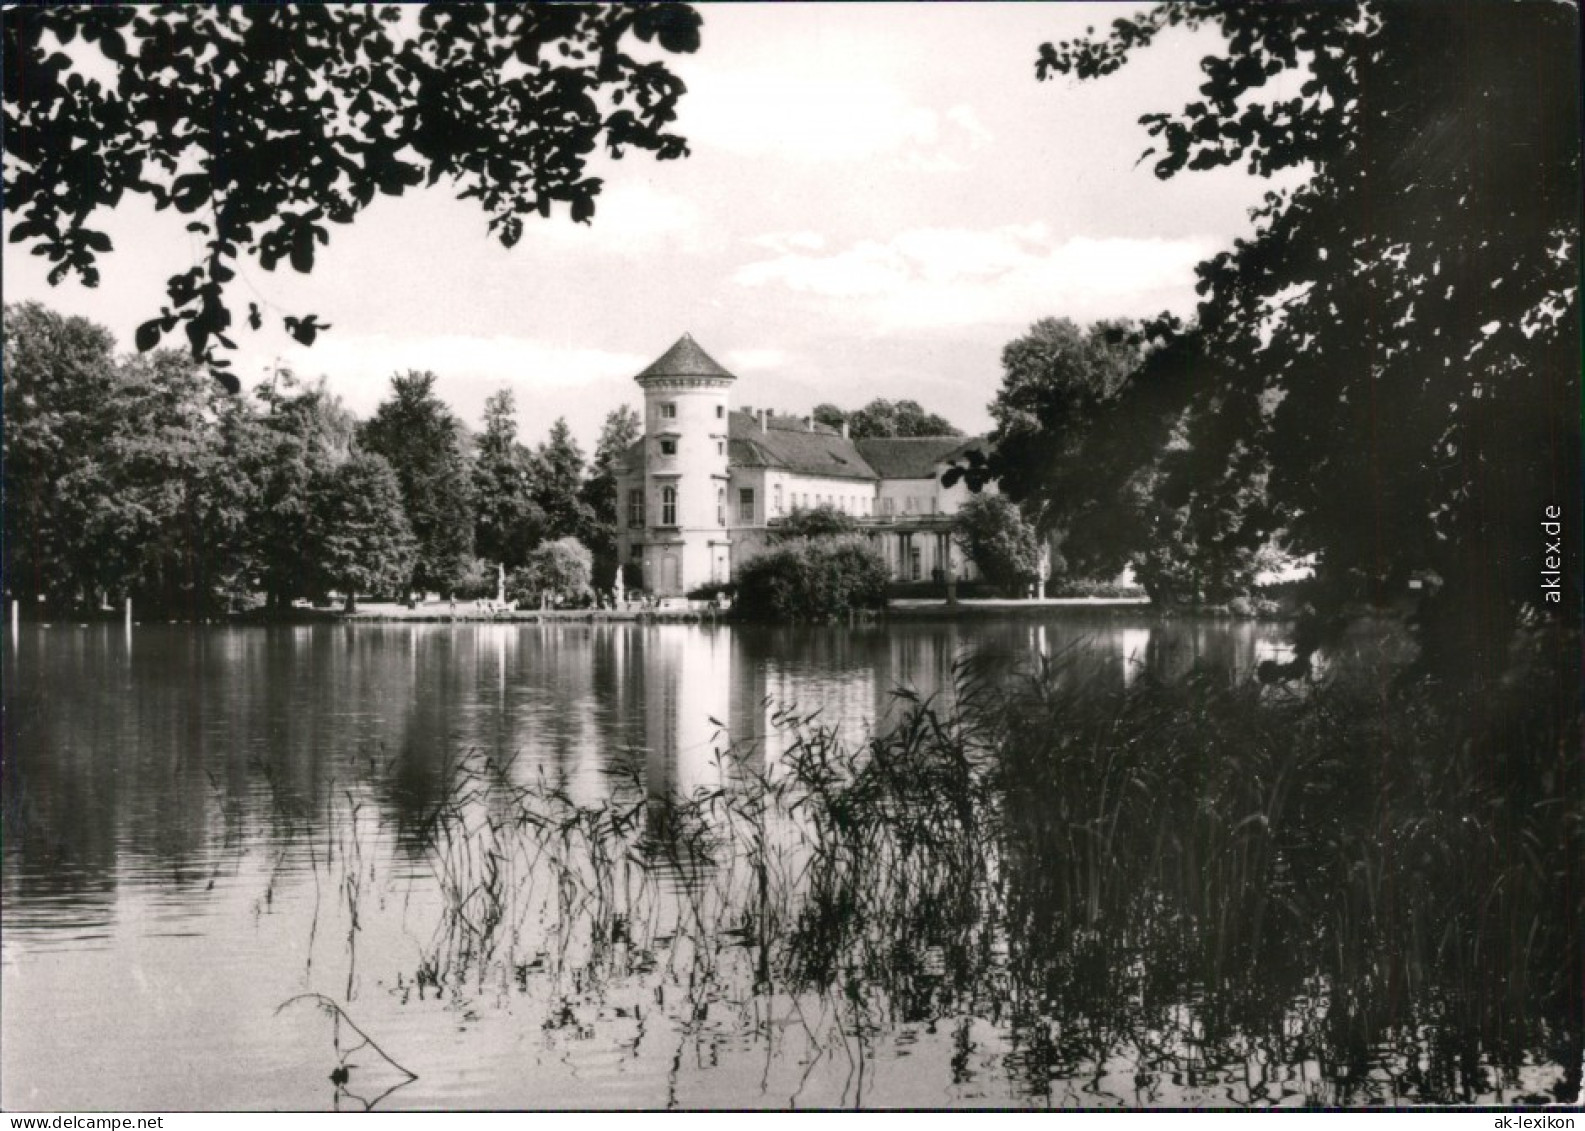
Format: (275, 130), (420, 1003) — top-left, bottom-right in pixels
(0, 618), (1560, 1108)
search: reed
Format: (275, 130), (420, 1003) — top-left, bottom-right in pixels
(280, 642), (1580, 1106)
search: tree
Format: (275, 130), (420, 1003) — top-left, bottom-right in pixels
(773, 504), (859, 541)
(1028, 3), (1579, 680)
(580, 405), (642, 588)
(814, 398), (962, 438)
(306, 453), (416, 613)
(532, 418), (595, 543)
(508, 537), (593, 609)
(977, 318), (1140, 530)
(84, 348), (248, 614)
(244, 371), (357, 611)
(3, 302), (255, 614)
(472, 389), (545, 572)
(2, 302), (120, 606)
(3, 5), (701, 384)
(359, 371), (474, 598)
(953, 495), (1043, 598)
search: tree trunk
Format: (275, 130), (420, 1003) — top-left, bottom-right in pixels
(344, 592), (357, 614)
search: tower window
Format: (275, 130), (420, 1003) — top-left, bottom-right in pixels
(717, 486), (726, 526)
(659, 439), (676, 456)
(715, 405), (724, 419)
(661, 486), (676, 526)
(660, 403), (677, 420)
(717, 440), (724, 456)
(627, 489), (644, 528)
(738, 488), (755, 524)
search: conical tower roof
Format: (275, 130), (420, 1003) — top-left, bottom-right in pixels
(634, 333), (736, 383)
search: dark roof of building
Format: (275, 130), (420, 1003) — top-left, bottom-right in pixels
(634, 333), (736, 382)
(611, 406), (984, 484)
(854, 436), (987, 479)
(728, 411), (877, 480)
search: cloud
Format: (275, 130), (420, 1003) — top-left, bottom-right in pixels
(946, 104), (993, 147)
(680, 69), (991, 170)
(750, 231), (827, 254)
(733, 225), (1216, 330)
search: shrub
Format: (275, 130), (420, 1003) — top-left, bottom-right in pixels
(453, 557), (500, 601)
(506, 537), (593, 609)
(1048, 577), (1148, 599)
(773, 504), (859, 541)
(734, 536), (888, 621)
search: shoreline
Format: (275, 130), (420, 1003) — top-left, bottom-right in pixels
(239, 595), (1294, 625)
(22, 597), (1307, 627)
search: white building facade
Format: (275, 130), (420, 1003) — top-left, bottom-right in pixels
(615, 335), (996, 597)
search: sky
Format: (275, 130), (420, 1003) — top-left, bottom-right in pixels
(3, 4), (1304, 451)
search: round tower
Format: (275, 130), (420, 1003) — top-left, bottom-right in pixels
(633, 334), (735, 596)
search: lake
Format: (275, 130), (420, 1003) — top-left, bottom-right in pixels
(1, 617), (1570, 1109)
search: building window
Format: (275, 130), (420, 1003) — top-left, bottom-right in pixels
(910, 543), (923, 581)
(715, 405), (724, 419)
(627, 489), (644, 528)
(739, 488), (755, 524)
(630, 543), (642, 560)
(659, 438), (676, 456)
(716, 440), (724, 456)
(773, 483), (783, 514)
(660, 403), (677, 420)
(717, 486), (726, 527)
(882, 497), (894, 516)
(661, 486), (676, 526)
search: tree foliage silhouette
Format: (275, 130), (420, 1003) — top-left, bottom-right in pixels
(1005, 2), (1579, 678)
(3, 4), (701, 387)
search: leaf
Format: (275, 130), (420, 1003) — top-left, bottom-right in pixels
(135, 320), (163, 352)
(289, 229), (315, 273)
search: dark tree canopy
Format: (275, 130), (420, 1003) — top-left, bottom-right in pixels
(813, 398), (962, 439)
(3, 3), (700, 384)
(952, 494), (1043, 599)
(2, 301), (252, 613)
(306, 452), (416, 612)
(472, 389), (546, 571)
(1023, 2), (1580, 679)
(978, 317), (1141, 524)
(581, 405), (642, 587)
(246, 371), (358, 610)
(532, 418), (595, 544)
(359, 370), (474, 596)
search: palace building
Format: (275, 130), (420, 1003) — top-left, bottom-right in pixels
(613, 334), (998, 596)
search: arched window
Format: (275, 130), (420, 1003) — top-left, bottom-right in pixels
(661, 486), (676, 526)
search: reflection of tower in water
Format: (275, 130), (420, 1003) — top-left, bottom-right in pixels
(642, 626), (735, 802)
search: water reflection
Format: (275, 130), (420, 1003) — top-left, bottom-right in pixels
(6, 615), (1556, 1110)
